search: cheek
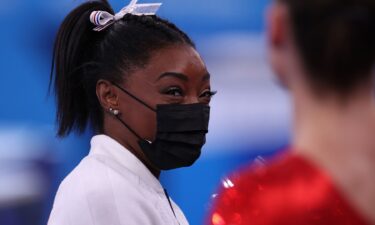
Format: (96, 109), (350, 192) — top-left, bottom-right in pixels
(120, 98), (157, 140)
(130, 108), (157, 140)
(142, 111), (157, 140)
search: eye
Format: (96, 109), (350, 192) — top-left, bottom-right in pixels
(200, 90), (217, 99)
(163, 86), (184, 97)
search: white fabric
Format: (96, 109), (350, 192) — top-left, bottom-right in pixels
(48, 135), (189, 225)
(90, 0), (162, 31)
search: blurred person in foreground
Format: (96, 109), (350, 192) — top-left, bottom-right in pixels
(48, 0), (214, 224)
(208, 0), (375, 224)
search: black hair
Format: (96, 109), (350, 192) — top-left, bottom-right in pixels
(278, 0), (375, 96)
(50, 0), (195, 137)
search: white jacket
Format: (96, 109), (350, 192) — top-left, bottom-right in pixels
(48, 135), (189, 225)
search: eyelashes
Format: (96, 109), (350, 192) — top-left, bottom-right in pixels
(162, 86), (184, 97)
(161, 86), (217, 100)
(200, 90), (217, 98)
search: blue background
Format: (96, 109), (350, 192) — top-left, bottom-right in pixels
(0, 0), (291, 224)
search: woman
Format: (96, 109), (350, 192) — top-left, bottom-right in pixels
(209, 0), (375, 224)
(48, 0), (215, 224)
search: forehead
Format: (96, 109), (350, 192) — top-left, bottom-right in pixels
(131, 45), (208, 81)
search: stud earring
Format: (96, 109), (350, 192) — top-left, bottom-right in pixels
(109, 108), (120, 116)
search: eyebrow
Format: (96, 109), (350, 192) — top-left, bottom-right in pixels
(156, 72), (211, 82)
(156, 72), (189, 82)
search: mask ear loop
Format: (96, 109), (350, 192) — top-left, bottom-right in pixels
(108, 84), (155, 143)
(112, 83), (156, 112)
(113, 113), (144, 141)
(113, 113), (153, 144)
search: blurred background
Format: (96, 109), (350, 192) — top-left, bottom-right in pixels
(0, 0), (291, 224)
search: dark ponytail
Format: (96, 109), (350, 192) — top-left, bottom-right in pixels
(50, 0), (194, 137)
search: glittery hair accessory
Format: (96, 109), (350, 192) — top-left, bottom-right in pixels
(90, 0), (162, 31)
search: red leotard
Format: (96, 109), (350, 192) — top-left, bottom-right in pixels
(208, 153), (370, 225)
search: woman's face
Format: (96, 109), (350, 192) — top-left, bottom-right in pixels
(114, 44), (213, 141)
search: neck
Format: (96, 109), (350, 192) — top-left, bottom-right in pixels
(103, 117), (161, 178)
(111, 134), (161, 178)
(292, 85), (375, 222)
(293, 87), (375, 162)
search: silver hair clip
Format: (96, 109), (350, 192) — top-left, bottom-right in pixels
(90, 0), (162, 32)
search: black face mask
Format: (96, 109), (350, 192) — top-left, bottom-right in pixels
(113, 84), (210, 170)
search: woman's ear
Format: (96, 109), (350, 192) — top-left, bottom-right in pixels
(96, 79), (119, 110)
(266, 2), (289, 49)
(266, 2), (293, 87)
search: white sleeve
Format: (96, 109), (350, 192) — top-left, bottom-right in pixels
(47, 158), (122, 225)
(47, 180), (89, 225)
(47, 158), (160, 225)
